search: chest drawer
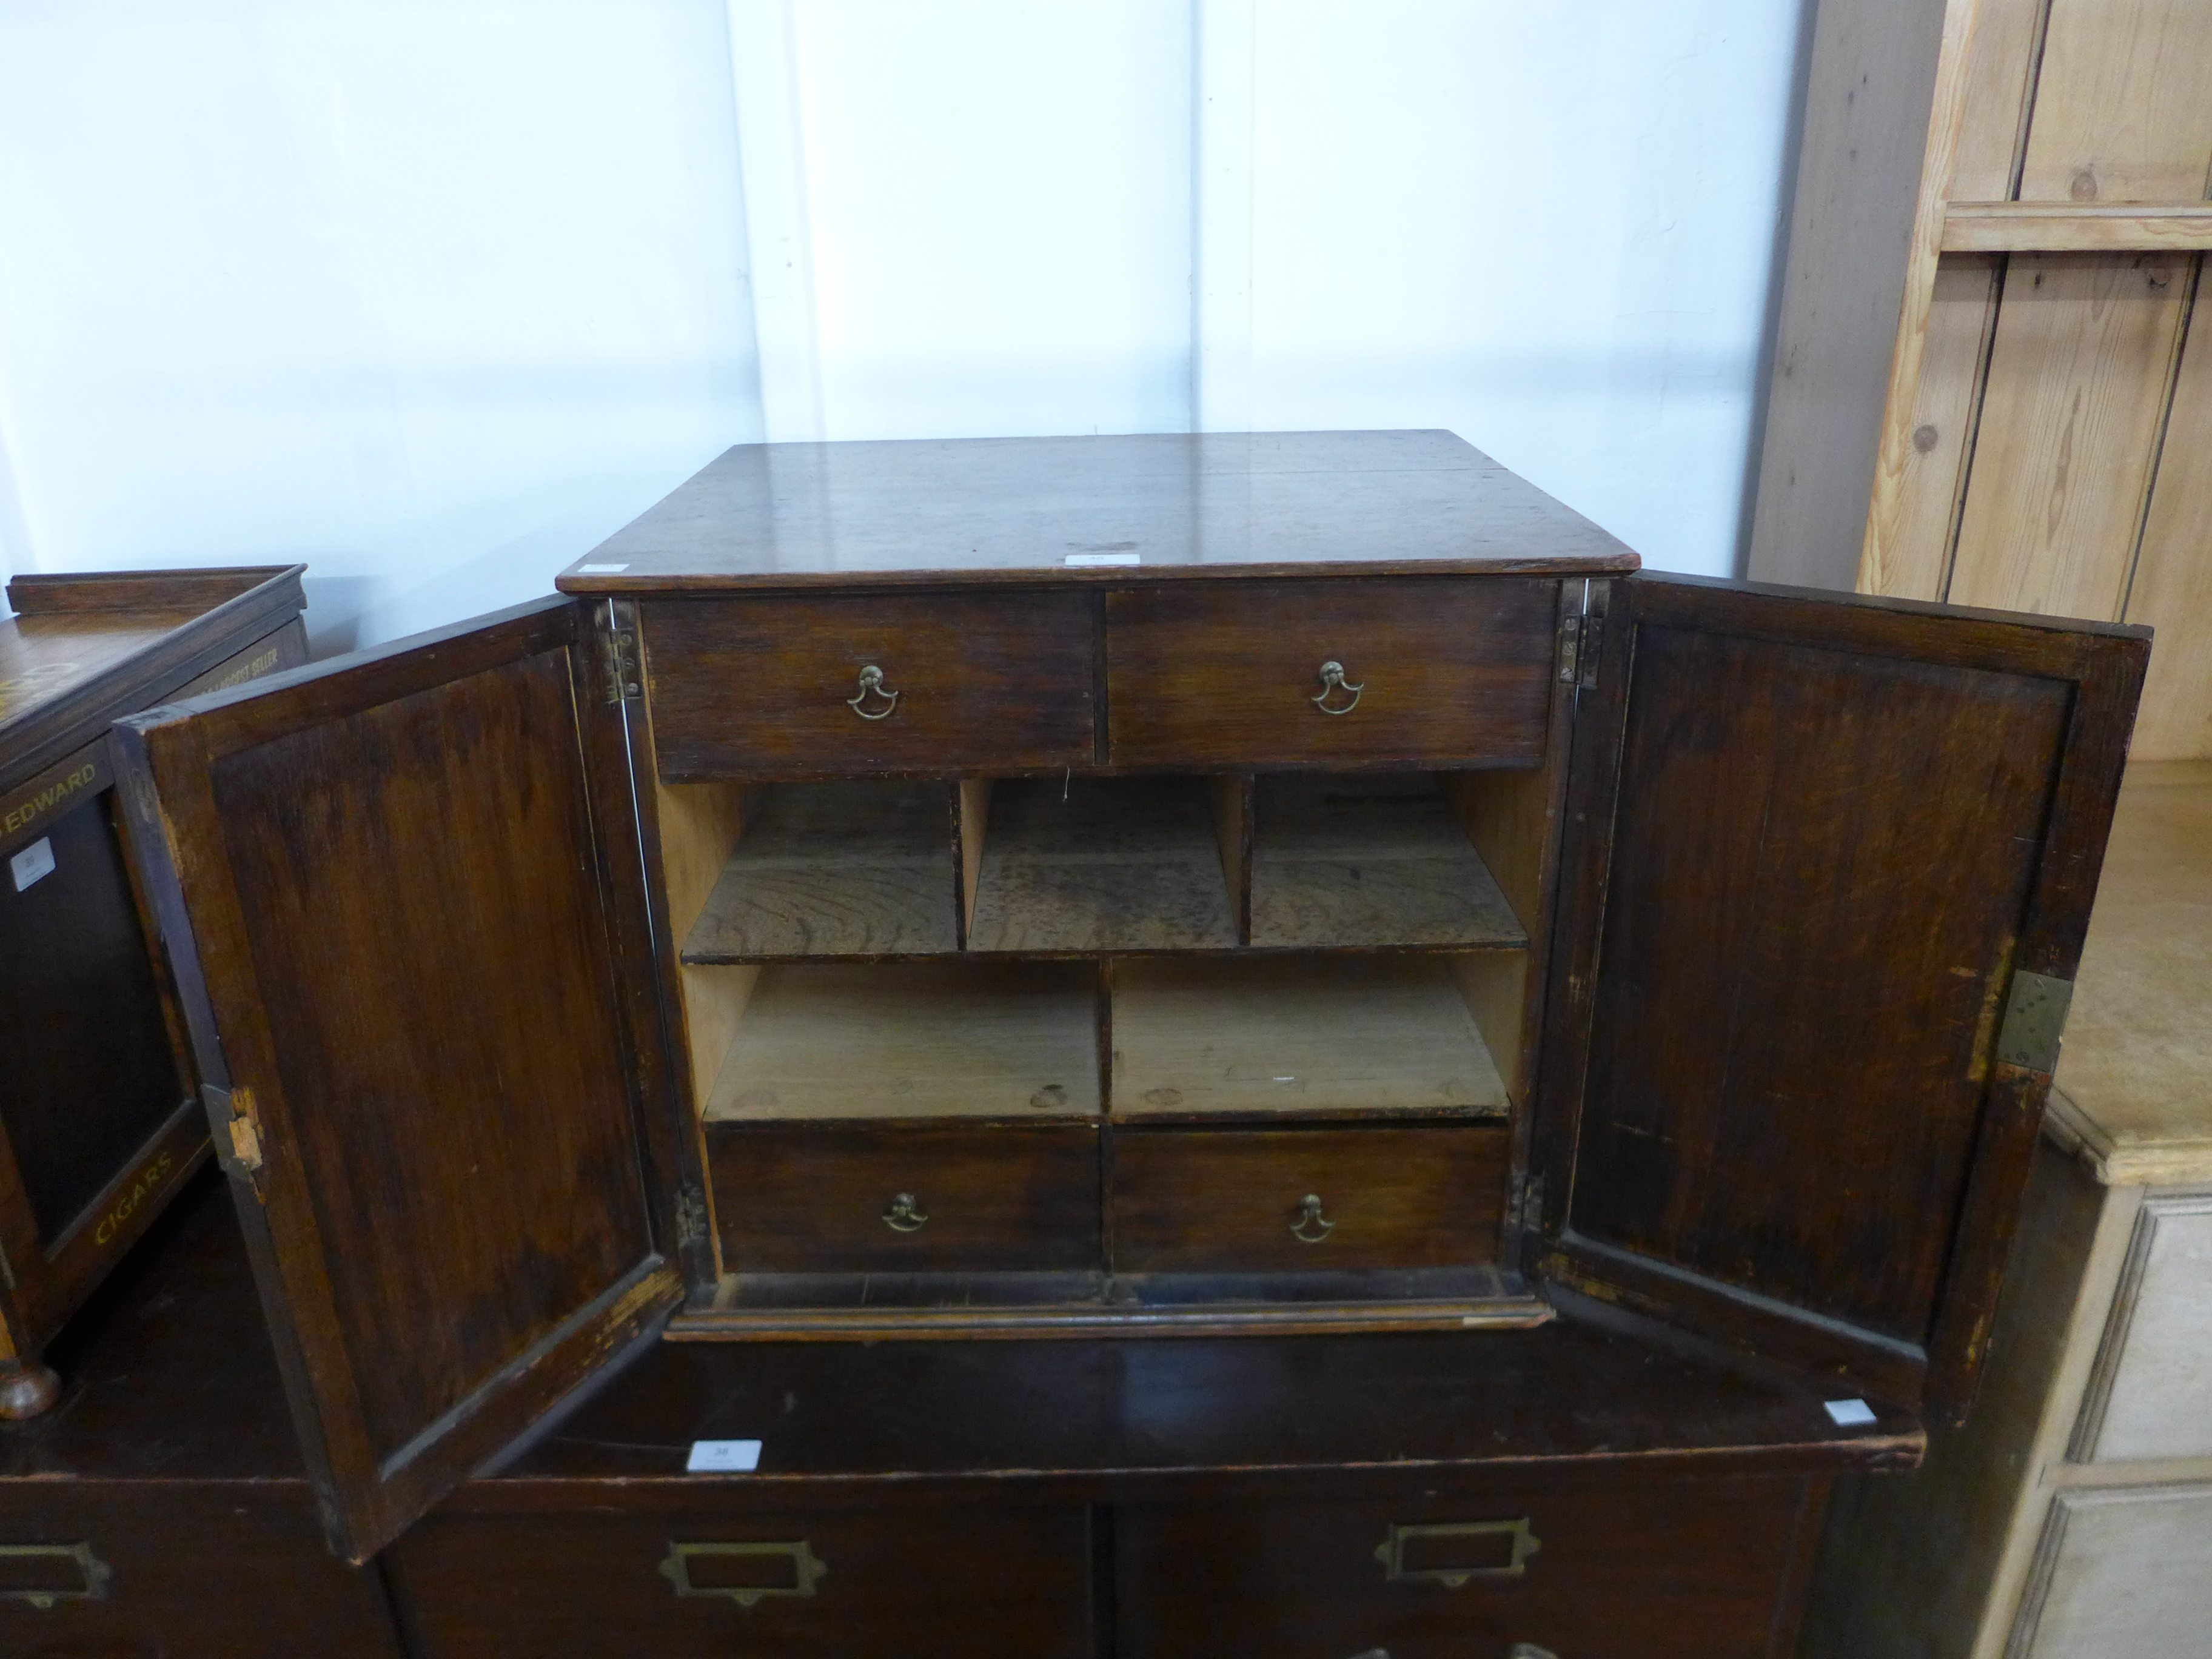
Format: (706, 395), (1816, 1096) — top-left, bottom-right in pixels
(1104, 578), (1557, 769)
(1108, 1125), (1509, 1273)
(1115, 1475), (1822, 1659)
(389, 1499), (1094, 1659)
(709, 1121), (1103, 1274)
(642, 591), (1096, 779)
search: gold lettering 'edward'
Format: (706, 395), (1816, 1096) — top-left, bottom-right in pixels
(1, 764), (96, 836)
(93, 1150), (176, 1247)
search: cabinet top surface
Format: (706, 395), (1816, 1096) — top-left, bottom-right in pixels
(557, 430), (1642, 593)
(0, 565), (306, 774)
(2049, 759), (2212, 1185)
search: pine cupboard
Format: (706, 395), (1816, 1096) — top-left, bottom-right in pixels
(0, 565), (306, 1417)
(111, 432), (2144, 1653)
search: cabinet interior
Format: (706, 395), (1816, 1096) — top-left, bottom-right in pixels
(655, 759), (1558, 1314)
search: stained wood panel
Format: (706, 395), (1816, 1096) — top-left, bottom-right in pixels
(115, 600), (680, 1561)
(2125, 287), (2212, 758)
(1541, 578), (2146, 1411)
(2019, 0), (2212, 203)
(1110, 1125), (1509, 1273)
(1948, 253), (2191, 617)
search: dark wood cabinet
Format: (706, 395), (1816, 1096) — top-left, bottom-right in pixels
(93, 431), (2147, 1651)
(0, 565), (306, 1418)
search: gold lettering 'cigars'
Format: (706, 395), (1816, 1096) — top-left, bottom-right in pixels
(0, 746), (107, 844)
(93, 1150), (178, 1247)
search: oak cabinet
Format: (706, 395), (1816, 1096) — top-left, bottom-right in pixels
(0, 565), (306, 1418)
(107, 427), (2143, 1649)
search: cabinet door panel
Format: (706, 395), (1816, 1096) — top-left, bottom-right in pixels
(113, 598), (683, 1562)
(1538, 575), (2146, 1415)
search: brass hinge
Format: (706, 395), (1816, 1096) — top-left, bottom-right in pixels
(1507, 1171), (1547, 1233)
(204, 1083), (265, 1175)
(675, 1187), (709, 1247)
(1577, 582), (1608, 694)
(1555, 602), (1584, 685)
(1996, 971), (2073, 1075)
(601, 602), (643, 705)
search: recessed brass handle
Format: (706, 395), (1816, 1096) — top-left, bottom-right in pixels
(0, 1543), (112, 1609)
(1290, 1193), (1335, 1244)
(659, 1541), (827, 1607)
(1508, 1646), (1561, 1659)
(1311, 660), (1364, 714)
(1374, 1518), (1543, 1587)
(883, 1192), (929, 1233)
(846, 664), (900, 719)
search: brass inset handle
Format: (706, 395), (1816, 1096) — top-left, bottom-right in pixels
(1290, 1193), (1335, 1244)
(1509, 1646), (1561, 1659)
(659, 1541), (827, 1607)
(883, 1192), (929, 1233)
(1311, 660), (1364, 714)
(0, 1543), (112, 1609)
(846, 664), (900, 719)
(1374, 1518), (1543, 1588)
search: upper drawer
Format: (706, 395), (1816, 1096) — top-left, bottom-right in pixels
(642, 592), (1096, 779)
(1104, 577), (1558, 769)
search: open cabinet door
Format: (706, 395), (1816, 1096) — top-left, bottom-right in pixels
(1534, 574), (2147, 1419)
(113, 598), (684, 1561)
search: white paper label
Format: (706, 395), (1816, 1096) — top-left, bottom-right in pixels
(577, 562), (629, 572)
(1825, 1398), (1877, 1427)
(8, 836), (55, 892)
(686, 1438), (763, 1472)
(1064, 552), (1140, 566)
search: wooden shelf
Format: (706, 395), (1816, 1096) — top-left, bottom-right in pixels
(1248, 774), (1527, 949)
(704, 960), (1101, 1121)
(682, 781), (957, 961)
(1110, 955), (1508, 1118)
(1942, 201), (2212, 253)
(967, 777), (1238, 953)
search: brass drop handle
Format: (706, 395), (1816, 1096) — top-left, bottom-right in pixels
(883, 1192), (929, 1233)
(1311, 660), (1364, 714)
(1290, 1193), (1336, 1244)
(846, 664), (900, 719)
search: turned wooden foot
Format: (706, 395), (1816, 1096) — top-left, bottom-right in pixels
(0, 1357), (61, 1419)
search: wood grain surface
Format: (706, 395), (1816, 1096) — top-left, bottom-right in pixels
(2124, 289), (2212, 759)
(642, 590), (1096, 779)
(1109, 1124), (1509, 1272)
(681, 780), (960, 959)
(967, 776), (1238, 953)
(1248, 773), (1526, 949)
(1105, 577), (1556, 769)
(2017, 0), (2212, 203)
(709, 1120), (1102, 1273)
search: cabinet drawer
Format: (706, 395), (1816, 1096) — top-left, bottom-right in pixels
(642, 592), (1095, 779)
(2072, 1193), (2212, 1462)
(0, 1486), (401, 1659)
(1104, 578), (1557, 769)
(709, 1121), (1102, 1273)
(390, 1501), (1093, 1659)
(1116, 1476), (1820, 1659)
(1108, 1125), (1508, 1273)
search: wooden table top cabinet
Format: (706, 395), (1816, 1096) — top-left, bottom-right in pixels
(0, 565), (306, 1418)
(105, 427), (2146, 1647)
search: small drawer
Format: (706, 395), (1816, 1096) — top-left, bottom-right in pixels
(390, 1500), (1093, 1659)
(1115, 1475), (1820, 1659)
(642, 591), (1096, 779)
(1104, 578), (1557, 769)
(709, 1121), (1102, 1273)
(1108, 1125), (1508, 1273)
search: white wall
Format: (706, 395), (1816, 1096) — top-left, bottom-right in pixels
(0, 0), (1805, 651)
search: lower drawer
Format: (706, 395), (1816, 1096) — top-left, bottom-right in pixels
(389, 1499), (1094, 1659)
(1115, 1475), (1824, 1659)
(1108, 1124), (1509, 1272)
(0, 1484), (400, 1659)
(709, 1121), (1102, 1273)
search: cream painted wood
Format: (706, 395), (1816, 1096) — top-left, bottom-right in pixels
(2009, 1483), (2212, 1656)
(2069, 1193), (2212, 1463)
